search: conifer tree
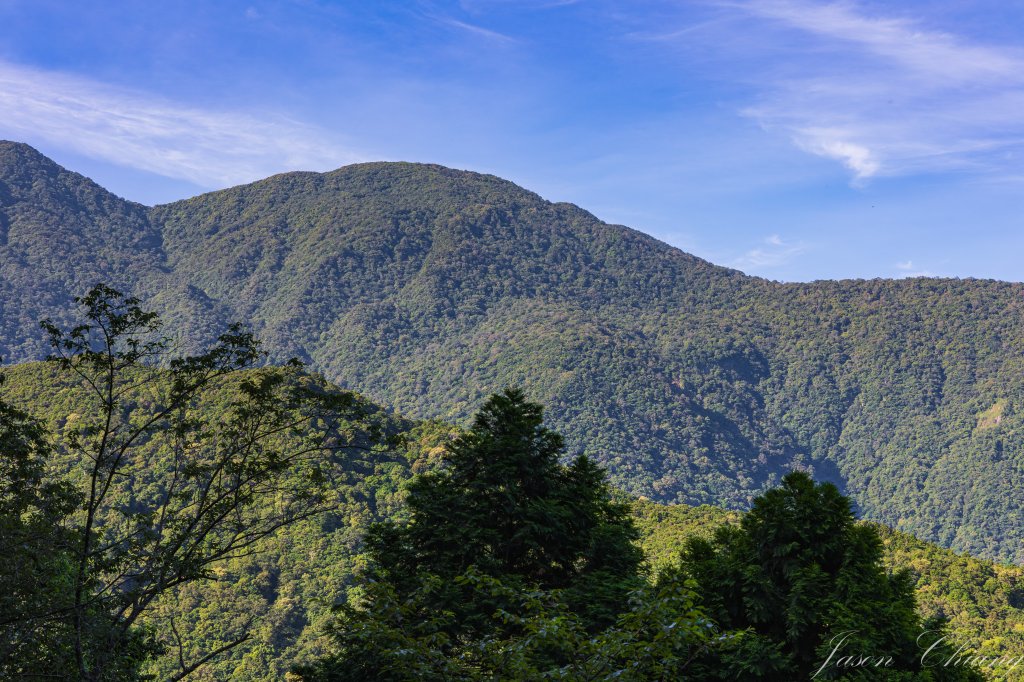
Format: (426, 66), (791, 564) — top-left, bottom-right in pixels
(681, 471), (983, 681)
(368, 385), (638, 622)
(371, 388), (642, 631)
(302, 388), (645, 679)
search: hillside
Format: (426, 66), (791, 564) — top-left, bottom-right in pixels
(2, 140), (1023, 563)
(0, 360), (454, 679)
(636, 501), (1024, 681)
(3, 359), (1023, 679)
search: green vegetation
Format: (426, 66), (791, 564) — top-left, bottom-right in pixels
(3, 143), (1024, 678)
(0, 359), (445, 679)
(297, 429), (980, 680)
(679, 472), (980, 680)
(0, 287), (424, 678)
(0, 366), (84, 677)
(363, 388), (643, 632)
(298, 389), (658, 680)
(638, 501), (1024, 681)
(297, 563), (714, 681)
(2, 141), (1023, 564)
(2, 350), (1022, 677)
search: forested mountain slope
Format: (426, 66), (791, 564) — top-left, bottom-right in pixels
(0, 360), (453, 679)
(0, 142), (164, 360)
(3, 359), (1022, 679)
(2, 140), (1023, 562)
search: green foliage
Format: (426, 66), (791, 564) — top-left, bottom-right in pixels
(384, 389), (640, 628)
(366, 388), (643, 635)
(296, 565), (713, 682)
(0, 355), (441, 679)
(3, 142), (1024, 565)
(1, 286), (402, 680)
(1, 144), (1024, 676)
(637, 500), (1024, 680)
(877, 526), (1024, 682)
(0, 370), (83, 677)
(303, 471), (990, 681)
(5, 349), (1023, 679)
(676, 473), (983, 680)
(301, 389), (647, 678)
(632, 500), (740, 568)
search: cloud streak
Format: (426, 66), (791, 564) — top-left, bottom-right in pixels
(732, 233), (807, 270)
(432, 16), (517, 43)
(0, 61), (361, 189)
(722, 1), (1024, 183)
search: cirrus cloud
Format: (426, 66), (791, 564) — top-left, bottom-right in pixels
(722, 1), (1024, 184)
(732, 233), (808, 271)
(0, 60), (362, 188)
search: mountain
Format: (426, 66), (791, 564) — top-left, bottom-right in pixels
(2, 140), (1023, 563)
(0, 142), (164, 360)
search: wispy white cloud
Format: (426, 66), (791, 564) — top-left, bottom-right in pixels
(0, 60), (361, 189)
(433, 16), (517, 43)
(894, 260), (934, 277)
(718, 1), (1024, 183)
(739, 1), (1023, 84)
(732, 233), (807, 270)
(626, 18), (733, 43)
(793, 131), (878, 183)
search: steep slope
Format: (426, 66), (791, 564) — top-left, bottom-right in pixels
(150, 162), (747, 361)
(149, 162), (782, 510)
(150, 162), (1024, 562)
(2, 142), (1024, 562)
(0, 142), (164, 360)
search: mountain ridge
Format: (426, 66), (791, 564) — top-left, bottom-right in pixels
(2, 140), (1023, 564)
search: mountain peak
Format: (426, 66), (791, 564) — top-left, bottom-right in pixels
(0, 140), (131, 208)
(0, 140), (66, 184)
(0, 140), (48, 156)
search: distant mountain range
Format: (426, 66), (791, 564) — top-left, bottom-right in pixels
(2, 140), (1022, 563)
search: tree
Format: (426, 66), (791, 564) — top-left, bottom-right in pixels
(376, 388), (642, 628)
(22, 284), (372, 680)
(300, 388), (646, 678)
(0, 369), (84, 677)
(679, 471), (983, 680)
(298, 565), (714, 682)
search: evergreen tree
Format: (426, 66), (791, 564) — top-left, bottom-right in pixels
(298, 564), (713, 682)
(681, 471), (983, 680)
(302, 388), (645, 679)
(368, 388), (643, 633)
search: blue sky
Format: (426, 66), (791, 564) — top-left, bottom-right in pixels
(1, 1), (1023, 282)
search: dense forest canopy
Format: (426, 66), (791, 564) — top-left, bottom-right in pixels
(1, 140), (1023, 569)
(2, 358), (1023, 678)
